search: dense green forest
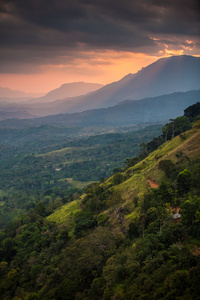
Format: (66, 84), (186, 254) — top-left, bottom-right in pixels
(0, 102), (200, 299)
(0, 124), (162, 228)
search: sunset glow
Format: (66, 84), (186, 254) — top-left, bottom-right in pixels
(0, 52), (159, 93)
(0, 0), (199, 94)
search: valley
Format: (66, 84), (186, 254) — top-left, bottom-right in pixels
(0, 123), (162, 228)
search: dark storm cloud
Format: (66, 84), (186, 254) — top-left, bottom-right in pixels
(0, 0), (199, 73)
(0, 0), (154, 48)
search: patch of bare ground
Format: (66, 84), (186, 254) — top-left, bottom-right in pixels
(191, 245), (200, 257)
(147, 179), (159, 188)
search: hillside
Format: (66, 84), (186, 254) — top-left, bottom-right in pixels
(0, 89), (199, 128)
(26, 55), (200, 115)
(0, 104), (200, 299)
(114, 119), (200, 203)
(48, 118), (200, 228)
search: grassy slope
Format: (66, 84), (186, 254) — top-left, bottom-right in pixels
(58, 177), (95, 189)
(116, 120), (200, 200)
(47, 121), (200, 232)
(47, 199), (82, 236)
(37, 146), (85, 157)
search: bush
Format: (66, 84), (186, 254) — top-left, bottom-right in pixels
(177, 169), (192, 195)
(74, 211), (97, 238)
(112, 173), (124, 185)
(158, 160), (176, 177)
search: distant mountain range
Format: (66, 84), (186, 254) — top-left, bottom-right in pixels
(0, 87), (44, 99)
(25, 55), (200, 116)
(0, 82), (103, 120)
(0, 55), (200, 120)
(32, 82), (104, 103)
(1, 90), (199, 128)
(0, 110), (35, 121)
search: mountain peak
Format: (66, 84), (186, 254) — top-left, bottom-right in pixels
(59, 81), (102, 88)
(33, 82), (104, 103)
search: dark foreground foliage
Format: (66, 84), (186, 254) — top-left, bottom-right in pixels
(0, 156), (200, 299)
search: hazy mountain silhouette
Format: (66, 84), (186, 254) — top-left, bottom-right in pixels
(1, 55), (199, 118)
(28, 55), (200, 116)
(1, 90), (199, 128)
(32, 82), (104, 103)
(0, 110), (36, 121)
(0, 87), (43, 99)
(0, 82), (103, 118)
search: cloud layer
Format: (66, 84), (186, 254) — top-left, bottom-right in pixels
(0, 0), (200, 74)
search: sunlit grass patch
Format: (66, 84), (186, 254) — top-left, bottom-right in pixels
(36, 147), (83, 157)
(125, 206), (140, 220)
(65, 178), (96, 189)
(114, 174), (149, 203)
(47, 200), (81, 235)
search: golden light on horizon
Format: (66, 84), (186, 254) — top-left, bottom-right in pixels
(0, 51), (159, 93)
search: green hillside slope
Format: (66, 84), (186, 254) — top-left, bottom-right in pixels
(46, 120), (200, 241)
(0, 124), (162, 228)
(115, 119), (200, 202)
(0, 116), (200, 299)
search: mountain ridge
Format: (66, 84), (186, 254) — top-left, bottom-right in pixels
(36, 55), (200, 115)
(1, 55), (199, 118)
(1, 89), (199, 128)
(0, 87), (44, 99)
(32, 82), (104, 103)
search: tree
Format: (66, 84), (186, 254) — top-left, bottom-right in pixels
(56, 278), (78, 300)
(139, 142), (148, 158)
(174, 116), (191, 135)
(112, 173), (124, 185)
(35, 201), (46, 217)
(169, 119), (175, 139)
(184, 102), (200, 121)
(181, 196), (200, 227)
(124, 157), (140, 169)
(162, 116), (190, 141)
(177, 169), (192, 195)
(127, 222), (140, 239)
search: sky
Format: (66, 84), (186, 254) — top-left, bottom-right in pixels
(0, 0), (200, 93)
